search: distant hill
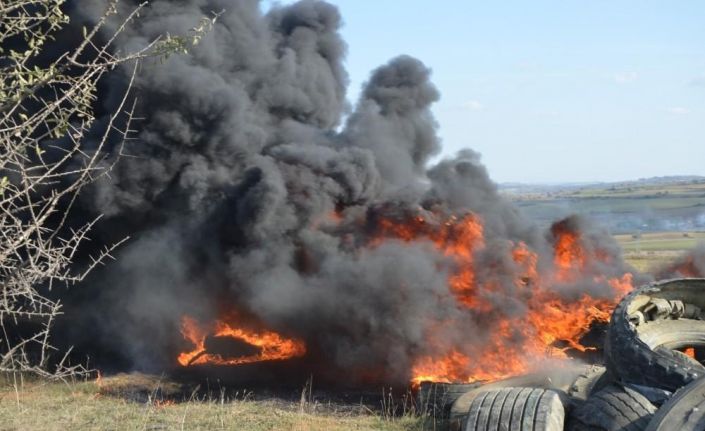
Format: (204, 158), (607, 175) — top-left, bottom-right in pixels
(500, 176), (705, 199)
(500, 176), (705, 234)
(633, 175), (705, 185)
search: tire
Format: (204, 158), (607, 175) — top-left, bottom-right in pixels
(568, 365), (609, 402)
(605, 279), (705, 392)
(462, 387), (564, 431)
(646, 376), (705, 431)
(418, 381), (483, 418)
(448, 368), (586, 430)
(567, 384), (656, 431)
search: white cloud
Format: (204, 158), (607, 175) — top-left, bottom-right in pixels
(461, 100), (484, 111)
(614, 72), (638, 84)
(667, 107), (690, 115)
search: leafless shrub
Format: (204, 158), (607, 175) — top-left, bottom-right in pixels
(0, 0), (214, 378)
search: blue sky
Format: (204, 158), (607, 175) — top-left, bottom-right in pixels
(264, 1), (705, 183)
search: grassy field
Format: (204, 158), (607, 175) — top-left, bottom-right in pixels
(614, 231), (705, 272)
(502, 177), (705, 272)
(619, 249), (682, 273)
(615, 231), (705, 251)
(563, 181), (705, 199)
(515, 195), (705, 221)
(0, 374), (424, 431)
(503, 177), (705, 201)
(507, 178), (705, 235)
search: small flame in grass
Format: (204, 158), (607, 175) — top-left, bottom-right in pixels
(669, 258), (700, 278)
(154, 399), (176, 409)
(177, 316), (306, 367)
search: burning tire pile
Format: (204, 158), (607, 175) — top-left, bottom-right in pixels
(425, 278), (705, 431)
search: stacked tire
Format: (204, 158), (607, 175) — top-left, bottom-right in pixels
(450, 278), (705, 431)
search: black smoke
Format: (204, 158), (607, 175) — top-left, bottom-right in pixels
(46, 0), (641, 386)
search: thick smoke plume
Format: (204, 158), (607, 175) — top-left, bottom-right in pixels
(53, 0), (643, 385)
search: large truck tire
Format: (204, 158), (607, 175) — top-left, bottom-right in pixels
(463, 387), (564, 431)
(448, 366), (589, 430)
(605, 278), (705, 392)
(567, 384), (656, 431)
(645, 376), (705, 431)
(567, 365), (609, 402)
(418, 381), (483, 418)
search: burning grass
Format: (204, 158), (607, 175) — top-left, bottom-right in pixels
(0, 373), (424, 431)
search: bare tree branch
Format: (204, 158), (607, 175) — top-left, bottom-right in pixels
(0, 0), (214, 378)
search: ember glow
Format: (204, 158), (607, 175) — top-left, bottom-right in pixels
(685, 347), (696, 359)
(177, 316), (306, 367)
(372, 213), (634, 387)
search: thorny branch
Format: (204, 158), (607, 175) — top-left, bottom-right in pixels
(0, 0), (215, 378)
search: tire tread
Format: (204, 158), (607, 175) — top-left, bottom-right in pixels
(568, 385), (655, 431)
(605, 285), (705, 392)
(464, 387), (563, 431)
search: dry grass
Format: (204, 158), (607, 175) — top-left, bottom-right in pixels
(614, 231), (704, 273)
(622, 251), (678, 273)
(623, 254), (667, 273)
(0, 373), (425, 431)
(615, 231), (705, 252)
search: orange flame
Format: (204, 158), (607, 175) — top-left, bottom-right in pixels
(177, 316), (306, 367)
(373, 213), (633, 387)
(377, 213), (486, 308)
(554, 229), (586, 282)
(669, 257), (700, 278)
(154, 399), (176, 408)
(176, 211), (633, 387)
